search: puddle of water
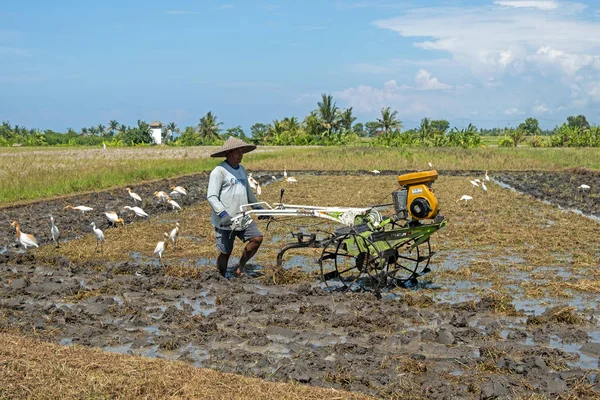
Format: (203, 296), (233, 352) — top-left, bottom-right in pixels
(181, 344), (211, 367)
(143, 325), (160, 335)
(112, 296), (125, 306)
(59, 338), (73, 346)
(549, 335), (599, 370)
(178, 297), (216, 316)
(282, 255), (318, 273)
(0, 246), (7, 255)
(194, 257), (214, 267)
(130, 251), (161, 267)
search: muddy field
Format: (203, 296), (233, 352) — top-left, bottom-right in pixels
(1, 170), (600, 399)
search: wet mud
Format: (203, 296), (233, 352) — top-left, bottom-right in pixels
(1, 169), (600, 399)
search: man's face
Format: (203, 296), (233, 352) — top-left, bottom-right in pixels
(226, 148), (244, 165)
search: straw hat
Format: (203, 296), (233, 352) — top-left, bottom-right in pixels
(210, 137), (257, 158)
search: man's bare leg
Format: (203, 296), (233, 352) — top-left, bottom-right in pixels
(236, 236), (263, 276)
(217, 252), (231, 277)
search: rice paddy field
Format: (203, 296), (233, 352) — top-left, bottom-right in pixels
(1, 146), (600, 399)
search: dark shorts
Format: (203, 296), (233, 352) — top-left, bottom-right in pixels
(215, 222), (263, 254)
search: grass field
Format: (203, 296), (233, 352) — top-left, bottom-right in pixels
(1, 145), (600, 205)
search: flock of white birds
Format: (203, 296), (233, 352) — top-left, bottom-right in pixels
(9, 185), (187, 266)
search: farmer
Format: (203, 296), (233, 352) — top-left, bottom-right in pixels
(207, 137), (264, 278)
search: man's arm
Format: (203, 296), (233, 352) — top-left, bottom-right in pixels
(207, 167), (227, 214)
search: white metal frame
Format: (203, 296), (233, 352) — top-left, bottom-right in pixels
(230, 201), (382, 230)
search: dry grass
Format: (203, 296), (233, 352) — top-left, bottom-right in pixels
(0, 332), (371, 400)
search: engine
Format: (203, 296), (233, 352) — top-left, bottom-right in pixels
(392, 170), (439, 220)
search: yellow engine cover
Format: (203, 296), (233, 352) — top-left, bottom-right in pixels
(407, 183), (439, 219)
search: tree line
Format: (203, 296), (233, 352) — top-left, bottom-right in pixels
(0, 95), (597, 148)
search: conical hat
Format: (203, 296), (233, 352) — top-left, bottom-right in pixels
(210, 137), (257, 158)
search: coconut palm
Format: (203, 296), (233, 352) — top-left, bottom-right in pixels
(197, 112), (222, 140)
(338, 108), (356, 132)
(376, 107), (402, 135)
(317, 94), (339, 137)
(108, 120), (119, 134)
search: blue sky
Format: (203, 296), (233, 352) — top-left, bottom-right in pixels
(1, 0), (600, 132)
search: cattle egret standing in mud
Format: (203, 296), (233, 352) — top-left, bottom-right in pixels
(469, 180), (479, 188)
(256, 184), (262, 196)
(284, 167), (287, 179)
(271, 175), (277, 182)
(286, 176), (297, 183)
(457, 195), (473, 203)
(170, 223), (180, 250)
(166, 196), (181, 211)
(103, 142), (106, 150)
(126, 187), (142, 203)
(64, 205), (94, 215)
(50, 216), (60, 248)
(105, 211), (124, 227)
(578, 184), (590, 191)
(428, 162), (433, 169)
(170, 185), (187, 196)
(154, 191), (169, 203)
(370, 170), (381, 174)
(154, 232), (169, 266)
(481, 181), (488, 194)
(485, 171), (490, 182)
(123, 206), (149, 218)
(90, 222), (104, 252)
(10, 221), (39, 249)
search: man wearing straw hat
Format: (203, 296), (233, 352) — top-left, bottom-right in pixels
(207, 137), (264, 278)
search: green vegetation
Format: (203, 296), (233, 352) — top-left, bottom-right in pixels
(2, 146), (600, 205)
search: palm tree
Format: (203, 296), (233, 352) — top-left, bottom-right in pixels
(338, 107), (356, 131)
(376, 107), (402, 135)
(197, 112), (222, 140)
(97, 123), (106, 137)
(81, 127), (88, 136)
(108, 120), (119, 134)
(317, 94), (338, 137)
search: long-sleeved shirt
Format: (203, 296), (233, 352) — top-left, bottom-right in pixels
(207, 161), (259, 231)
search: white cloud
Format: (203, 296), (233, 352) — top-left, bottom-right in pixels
(493, 1), (559, 10)
(414, 69), (451, 89)
(529, 46), (599, 74)
(533, 103), (550, 113)
(374, 2), (600, 77)
(503, 108), (525, 115)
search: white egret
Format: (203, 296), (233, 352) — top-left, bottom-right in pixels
(154, 232), (170, 266)
(485, 170), (490, 182)
(105, 211), (125, 227)
(50, 216), (60, 248)
(90, 222), (104, 252)
(428, 161), (433, 169)
(170, 185), (187, 196)
(270, 175), (277, 182)
(456, 195), (473, 203)
(578, 184), (590, 191)
(284, 167), (287, 179)
(154, 191), (169, 203)
(126, 187), (142, 203)
(123, 205), (149, 218)
(170, 223), (180, 250)
(286, 176), (297, 183)
(474, 178), (481, 184)
(369, 170), (381, 174)
(248, 173), (259, 189)
(256, 184), (262, 196)
(64, 204), (94, 214)
(166, 196), (181, 211)
(469, 180), (479, 188)
(103, 142), (107, 150)
(481, 181), (488, 193)
(10, 221), (39, 249)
